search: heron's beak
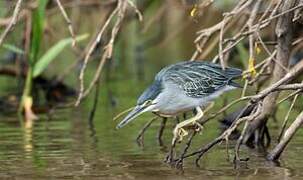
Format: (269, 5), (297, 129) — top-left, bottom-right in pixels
(116, 104), (148, 129)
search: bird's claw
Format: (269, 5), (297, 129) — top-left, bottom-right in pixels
(172, 107), (204, 144)
(172, 122), (203, 143)
(173, 127), (188, 144)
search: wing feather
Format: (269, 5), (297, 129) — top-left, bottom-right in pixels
(156, 61), (241, 98)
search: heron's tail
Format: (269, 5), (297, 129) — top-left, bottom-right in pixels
(226, 67), (242, 88)
(225, 67), (243, 79)
(228, 80), (242, 88)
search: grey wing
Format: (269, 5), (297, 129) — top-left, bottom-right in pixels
(163, 65), (228, 98)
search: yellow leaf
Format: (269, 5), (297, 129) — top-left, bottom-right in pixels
(190, 5), (198, 17)
(248, 57), (257, 77)
(255, 43), (261, 55)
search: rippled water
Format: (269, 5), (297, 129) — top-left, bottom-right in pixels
(0, 91), (302, 180)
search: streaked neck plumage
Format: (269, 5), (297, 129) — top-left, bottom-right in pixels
(137, 80), (163, 105)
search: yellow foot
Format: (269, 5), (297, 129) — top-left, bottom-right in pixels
(172, 107), (204, 144)
(172, 126), (188, 144)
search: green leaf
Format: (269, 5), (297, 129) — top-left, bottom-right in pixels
(2, 43), (24, 54)
(32, 34), (89, 78)
(30, 0), (48, 64)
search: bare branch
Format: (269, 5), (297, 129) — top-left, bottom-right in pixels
(267, 111), (303, 161)
(127, 0), (143, 21)
(75, 5), (119, 106)
(0, 0), (23, 47)
(277, 93), (299, 142)
(55, 0), (77, 47)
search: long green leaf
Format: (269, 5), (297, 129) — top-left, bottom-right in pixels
(30, 0), (48, 64)
(33, 34), (88, 78)
(3, 43), (24, 54)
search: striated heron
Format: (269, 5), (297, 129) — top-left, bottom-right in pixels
(116, 61), (242, 143)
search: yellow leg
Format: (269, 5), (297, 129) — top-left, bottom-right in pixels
(172, 106), (204, 143)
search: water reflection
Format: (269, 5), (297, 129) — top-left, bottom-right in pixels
(0, 110), (301, 179)
(23, 120), (33, 159)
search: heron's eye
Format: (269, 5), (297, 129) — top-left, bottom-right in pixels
(144, 100), (152, 106)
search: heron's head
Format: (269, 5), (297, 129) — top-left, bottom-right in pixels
(116, 80), (162, 129)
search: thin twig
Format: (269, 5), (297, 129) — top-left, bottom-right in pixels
(55, 0), (77, 47)
(182, 104), (252, 163)
(126, 0), (143, 21)
(277, 93), (299, 142)
(277, 89), (302, 104)
(76, 6), (118, 106)
(76, 0), (143, 105)
(218, 17), (226, 69)
(81, 2), (128, 100)
(203, 96), (252, 123)
(0, 0), (23, 47)
(267, 111), (303, 161)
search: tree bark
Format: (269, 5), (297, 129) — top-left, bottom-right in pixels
(243, 0), (295, 144)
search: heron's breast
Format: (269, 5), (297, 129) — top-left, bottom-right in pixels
(154, 83), (204, 114)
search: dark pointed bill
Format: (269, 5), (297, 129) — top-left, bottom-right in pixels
(116, 105), (147, 129)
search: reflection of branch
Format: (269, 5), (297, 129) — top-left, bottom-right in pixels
(0, 0), (23, 47)
(88, 77), (101, 145)
(136, 117), (157, 147)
